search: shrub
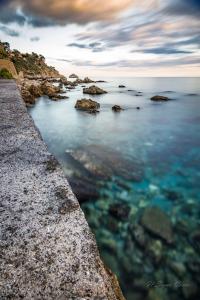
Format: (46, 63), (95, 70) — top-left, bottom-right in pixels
(0, 68), (13, 79)
(0, 47), (8, 59)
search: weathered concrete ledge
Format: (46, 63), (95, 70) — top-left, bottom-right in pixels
(0, 80), (124, 299)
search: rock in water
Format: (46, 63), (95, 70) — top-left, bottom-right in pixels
(83, 85), (107, 95)
(150, 95), (170, 101)
(75, 99), (100, 113)
(83, 77), (94, 83)
(141, 206), (173, 244)
(69, 73), (79, 78)
(112, 105), (124, 112)
(119, 85), (126, 88)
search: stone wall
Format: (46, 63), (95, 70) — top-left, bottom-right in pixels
(0, 59), (18, 78)
(0, 80), (124, 300)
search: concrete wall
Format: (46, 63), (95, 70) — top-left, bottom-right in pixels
(0, 59), (18, 78)
(0, 80), (124, 300)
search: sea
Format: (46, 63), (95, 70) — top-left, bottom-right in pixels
(29, 77), (200, 300)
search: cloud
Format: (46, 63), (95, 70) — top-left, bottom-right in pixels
(132, 47), (193, 55)
(0, 0), (133, 26)
(70, 56), (200, 68)
(30, 36), (40, 42)
(0, 25), (20, 37)
(67, 41), (105, 52)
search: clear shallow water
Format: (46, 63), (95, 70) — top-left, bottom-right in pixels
(29, 78), (200, 300)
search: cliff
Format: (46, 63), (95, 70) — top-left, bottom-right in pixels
(0, 41), (60, 78)
(0, 79), (124, 299)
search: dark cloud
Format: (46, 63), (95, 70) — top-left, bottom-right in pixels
(68, 43), (88, 49)
(0, 25), (20, 37)
(30, 36), (40, 42)
(165, 0), (200, 17)
(67, 42), (105, 52)
(132, 47), (193, 55)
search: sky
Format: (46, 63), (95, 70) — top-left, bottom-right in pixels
(0, 0), (200, 77)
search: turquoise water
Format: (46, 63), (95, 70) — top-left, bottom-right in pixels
(29, 78), (200, 300)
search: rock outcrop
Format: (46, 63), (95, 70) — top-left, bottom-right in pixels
(83, 85), (107, 95)
(19, 80), (68, 106)
(75, 98), (100, 113)
(151, 95), (170, 101)
(69, 73), (79, 78)
(0, 80), (124, 300)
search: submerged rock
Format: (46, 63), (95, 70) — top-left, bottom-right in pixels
(189, 230), (200, 251)
(83, 85), (107, 95)
(147, 239), (163, 264)
(75, 98), (100, 112)
(168, 261), (186, 278)
(132, 224), (147, 248)
(109, 203), (131, 221)
(119, 85), (126, 88)
(67, 144), (143, 181)
(68, 175), (99, 202)
(141, 206), (174, 244)
(112, 105), (124, 112)
(150, 95), (170, 101)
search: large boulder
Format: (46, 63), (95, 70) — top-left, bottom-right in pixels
(83, 85), (107, 95)
(150, 95), (170, 101)
(140, 207), (173, 244)
(112, 105), (124, 112)
(75, 98), (100, 112)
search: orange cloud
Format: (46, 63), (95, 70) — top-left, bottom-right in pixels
(15, 0), (134, 23)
